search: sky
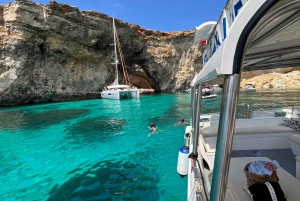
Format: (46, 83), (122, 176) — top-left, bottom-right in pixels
(0, 0), (227, 32)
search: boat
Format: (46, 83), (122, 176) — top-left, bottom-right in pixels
(202, 94), (217, 100)
(213, 84), (222, 93)
(185, 88), (217, 99)
(140, 88), (154, 94)
(202, 85), (214, 95)
(140, 91), (153, 95)
(177, 1), (300, 201)
(101, 18), (139, 100)
(244, 84), (256, 92)
(185, 88), (191, 93)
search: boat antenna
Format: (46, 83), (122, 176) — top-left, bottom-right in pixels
(113, 17), (119, 85)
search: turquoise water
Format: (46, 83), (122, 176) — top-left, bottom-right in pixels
(0, 90), (299, 201)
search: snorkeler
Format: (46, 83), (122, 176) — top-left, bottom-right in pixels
(175, 118), (187, 125)
(149, 122), (157, 131)
(179, 118), (186, 124)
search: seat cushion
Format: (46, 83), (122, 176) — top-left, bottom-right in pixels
(202, 126), (294, 137)
(288, 134), (300, 145)
(202, 117), (294, 137)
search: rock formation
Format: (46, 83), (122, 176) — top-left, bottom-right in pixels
(204, 68), (300, 90)
(1, 0), (299, 106)
(240, 70), (300, 89)
(0, 0), (202, 105)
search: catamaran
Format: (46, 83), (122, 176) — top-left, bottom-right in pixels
(176, 0), (300, 200)
(101, 18), (139, 100)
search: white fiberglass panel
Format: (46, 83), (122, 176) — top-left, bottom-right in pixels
(194, 21), (217, 43)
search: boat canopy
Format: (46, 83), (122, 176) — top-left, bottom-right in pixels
(191, 0), (300, 86)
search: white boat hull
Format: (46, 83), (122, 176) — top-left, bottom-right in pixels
(202, 94), (217, 99)
(243, 88), (256, 92)
(101, 88), (139, 100)
(185, 89), (191, 93)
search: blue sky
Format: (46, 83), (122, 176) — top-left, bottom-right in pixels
(0, 0), (227, 31)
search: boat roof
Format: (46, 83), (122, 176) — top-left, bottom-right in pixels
(107, 85), (130, 89)
(191, 0), (300, 86)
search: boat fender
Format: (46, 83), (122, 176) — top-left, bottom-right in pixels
(177, 145), (189, 178)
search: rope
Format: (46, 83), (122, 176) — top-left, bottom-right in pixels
(188, 153), (209, 201)
(188, 169), (198, 201)
(115, 28), (131, 86)
(195, 158), (209, 200)
(188, 168), (203, 201)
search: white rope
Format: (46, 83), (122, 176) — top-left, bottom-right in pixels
(188, 169), (204, 201)
(195, 180), (203, 193)
(188, 181), (203, 201)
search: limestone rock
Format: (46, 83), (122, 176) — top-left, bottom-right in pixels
(240, 70), (300, 90)
(0, 1), (202, 105)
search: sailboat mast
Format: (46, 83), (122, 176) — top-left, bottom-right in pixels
(113, 17), (119, 85)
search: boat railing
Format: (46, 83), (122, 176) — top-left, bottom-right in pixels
(282, 107), (300, 133)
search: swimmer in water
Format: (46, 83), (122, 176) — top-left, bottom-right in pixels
(149, 122), (157, 131)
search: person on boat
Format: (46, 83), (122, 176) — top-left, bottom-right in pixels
(149, 122), (157, 131)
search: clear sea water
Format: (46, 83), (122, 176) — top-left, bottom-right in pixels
(1, 89), (299, 201)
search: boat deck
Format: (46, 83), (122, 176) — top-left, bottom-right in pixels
(228, 157), (300, 201)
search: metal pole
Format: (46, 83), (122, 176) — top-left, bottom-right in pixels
(210, 74), (241, 201)
(191, 86), (196, 130)
(190, 84), (208, 201)
(112, 17), (119, 85)
(192, 84), (202, 154)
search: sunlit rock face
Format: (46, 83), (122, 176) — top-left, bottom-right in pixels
(0, 0), (202, 105)
(240, 68), (300, 89)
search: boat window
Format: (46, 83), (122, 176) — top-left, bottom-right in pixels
(274, 112), (286, 117)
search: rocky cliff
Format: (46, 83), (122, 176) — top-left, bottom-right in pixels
(241, 70), (300, 89)
(0, 0), (202, 105)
